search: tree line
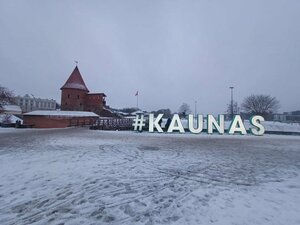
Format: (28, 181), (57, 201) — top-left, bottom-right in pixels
(161, 94), (280, 120)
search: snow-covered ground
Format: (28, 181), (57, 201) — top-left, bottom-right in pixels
(0, 128), (300, 225)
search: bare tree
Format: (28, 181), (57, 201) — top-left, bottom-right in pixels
(151, 108), (172, 118)
(178, 103), (191, 118)
(0, 85), (15, 111)
(1, 114), (12, 124)
(241, 94), (280, 117)
(119, 107), (139, 114)
(226, 101), (239, 117)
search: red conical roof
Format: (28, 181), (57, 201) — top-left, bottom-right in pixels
(61, 66), (89, 92)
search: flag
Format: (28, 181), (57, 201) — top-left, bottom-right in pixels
(135, 91), (138, 96)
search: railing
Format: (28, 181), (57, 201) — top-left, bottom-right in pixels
(90, 118), (133, 130)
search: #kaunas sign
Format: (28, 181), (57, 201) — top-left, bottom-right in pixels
(133, 114), (265, 136)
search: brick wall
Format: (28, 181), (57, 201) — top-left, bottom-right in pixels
(84, 94), (106, 115)
(60, 90), (107, 116)
(61, 89), (88, 111)
(24, 115), (98, 128)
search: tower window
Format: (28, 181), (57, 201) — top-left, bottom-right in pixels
(77, 95), (80, 99)
(65, 102), (67, 105)
(68, 94), (70, 98)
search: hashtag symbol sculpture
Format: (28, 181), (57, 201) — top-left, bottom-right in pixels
(132, 114), (146, 131)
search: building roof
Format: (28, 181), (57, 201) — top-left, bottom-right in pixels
(60, 66), (90, 92)
(87, 93), (107, 97)
(16, 94), (56, 102)
(2, 105), (22, 114)
(24, 110), (99, 117)
(0, 114), (23, 124)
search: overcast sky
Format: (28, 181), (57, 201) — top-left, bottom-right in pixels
(0, 0), (299, 114)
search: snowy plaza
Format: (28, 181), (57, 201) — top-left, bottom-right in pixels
(0, 128), (300, 225)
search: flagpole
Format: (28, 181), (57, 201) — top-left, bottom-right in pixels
(135, 91), (139, 109)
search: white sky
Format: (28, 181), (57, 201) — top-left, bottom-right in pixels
(0, 0), (299, 114)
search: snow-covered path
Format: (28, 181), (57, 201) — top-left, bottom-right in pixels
(0, 128), (300, 225)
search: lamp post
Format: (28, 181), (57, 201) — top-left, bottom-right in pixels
(194, 100), (197, 116)
(229, 87), (234, 119)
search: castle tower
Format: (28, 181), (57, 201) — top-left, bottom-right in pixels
(60, 66), (89, 111)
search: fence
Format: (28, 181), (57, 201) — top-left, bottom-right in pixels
(90, 118), (133, 130)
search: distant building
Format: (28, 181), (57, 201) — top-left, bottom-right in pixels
(274, 111), (300, 123)
(1, 104), (22, 115)
(15, 94), (56, 113)
(60, 66), (108, 116)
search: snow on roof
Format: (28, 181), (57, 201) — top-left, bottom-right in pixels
(87, 93), (107, 97)
(2, 105), (22, 113)
(0, 114), (23, 124)
(24, 110), (99, 117)
(132, 110), (145, 115)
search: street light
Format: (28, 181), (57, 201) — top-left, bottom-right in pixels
(229, 87), (234, 119)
